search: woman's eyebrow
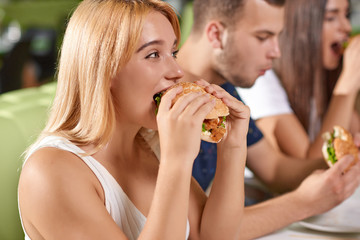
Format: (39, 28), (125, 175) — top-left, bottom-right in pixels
(136, 40), (164, 53)
(325, 8), (340, 14)
(136, 39), (178, 53)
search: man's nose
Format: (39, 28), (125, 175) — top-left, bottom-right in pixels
(268, 38), (281, 59)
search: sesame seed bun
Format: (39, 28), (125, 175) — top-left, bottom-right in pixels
(164, 82), (229, 119)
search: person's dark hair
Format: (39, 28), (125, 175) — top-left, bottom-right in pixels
(192, 0), (285, 35)
(273, 0), (341, 131)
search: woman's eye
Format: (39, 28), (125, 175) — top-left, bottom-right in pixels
(146, 52), (160, 59)
(172, 49), (179, 58)
(325, 15), (336, 22)
(346, 12), (351, 19)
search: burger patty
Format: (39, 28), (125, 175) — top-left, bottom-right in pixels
(203, 117), (226, 142)
(203, 118), (220, 130)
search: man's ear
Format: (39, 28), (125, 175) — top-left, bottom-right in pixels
(205, 21), (227, 49)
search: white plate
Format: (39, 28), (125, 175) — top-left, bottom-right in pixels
(299, 188), (360, 233)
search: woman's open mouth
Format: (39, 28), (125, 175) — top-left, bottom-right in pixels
(331, 42), (343, 56)
(330, 39), (348, 56)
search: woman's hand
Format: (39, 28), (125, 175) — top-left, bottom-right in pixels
(156, 85), (216, 165)
(195, 80), (250, 148)
(354, 132), (360, 148)
(335, 35), (360, 95)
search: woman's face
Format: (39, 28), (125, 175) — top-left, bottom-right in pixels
(111, 11), (183, 130)
(322, 0), (352, 70)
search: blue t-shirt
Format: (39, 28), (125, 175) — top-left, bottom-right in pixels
(192, 82), (263, 191)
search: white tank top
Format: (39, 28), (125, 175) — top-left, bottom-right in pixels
(19, 135), (190, 240)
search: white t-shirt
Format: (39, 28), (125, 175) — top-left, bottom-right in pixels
(236, 69), (293, 120)
(237, 69), (321, 141)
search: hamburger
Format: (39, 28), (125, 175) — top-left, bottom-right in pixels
(153, 82), (229, 143)
(322, 125), (359, 171)
(329, 36), (355, 56)
(338, 35), (357, 55)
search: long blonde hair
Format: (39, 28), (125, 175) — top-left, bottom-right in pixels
(37, 0), (180, 152)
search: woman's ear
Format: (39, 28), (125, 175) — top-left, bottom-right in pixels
(205, 21), (227, 49)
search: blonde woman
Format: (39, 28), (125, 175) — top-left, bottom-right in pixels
(17, 0), (250, 239)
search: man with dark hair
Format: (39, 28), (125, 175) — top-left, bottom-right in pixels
(178, 0), (360, 238)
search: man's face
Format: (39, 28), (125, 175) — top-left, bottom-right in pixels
(214, 0), (284, 88)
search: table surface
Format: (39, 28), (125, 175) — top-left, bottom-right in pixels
(257, 223), (360, 240)
(257, 186), (360, 240)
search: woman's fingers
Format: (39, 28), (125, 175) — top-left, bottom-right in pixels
(157, 86), (217, 163)
(158, 88), (216, 133)
(197, 81), (250, 118)
(157, 86), (183, 113)
(195, 79), (210, 87)
(195, 80), (239, 105)
(180, 94), (215, 120)
(169, 92), (207, 117)
(354, 132), (360, 147)
(160, 80), (249, 125)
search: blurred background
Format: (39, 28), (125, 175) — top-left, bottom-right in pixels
(350, 0), (360, 33)
(0, 0), (358, 94)
(0, 1), (359, 239)
(0, 0), (82, 93)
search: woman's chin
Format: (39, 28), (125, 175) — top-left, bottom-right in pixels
(143, 120), (158, 131)
(324, 58), (340, 70)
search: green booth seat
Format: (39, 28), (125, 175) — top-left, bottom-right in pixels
(179, 1), (193, 47)
(1, 88), (49, 105)
(0, 112), (26, 240)
(0, 100), (13, 109)
(0, 81), (56, 240)
(0, 81), (56, 105)
(39, 81), (57, 95)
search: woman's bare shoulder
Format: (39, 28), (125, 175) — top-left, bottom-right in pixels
(21, 147), (85, 180)
(19, 146), (103, 203)
(18, 148), (121, 239)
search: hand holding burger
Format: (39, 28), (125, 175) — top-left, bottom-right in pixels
(154, 82), (229, 143)
(335, 35), (360, 95)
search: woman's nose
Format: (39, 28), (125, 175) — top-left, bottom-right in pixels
(340, 16), (352, 35)
(165, 58), (184, 80)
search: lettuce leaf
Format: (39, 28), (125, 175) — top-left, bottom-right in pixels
(327, 132), (337, 164)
